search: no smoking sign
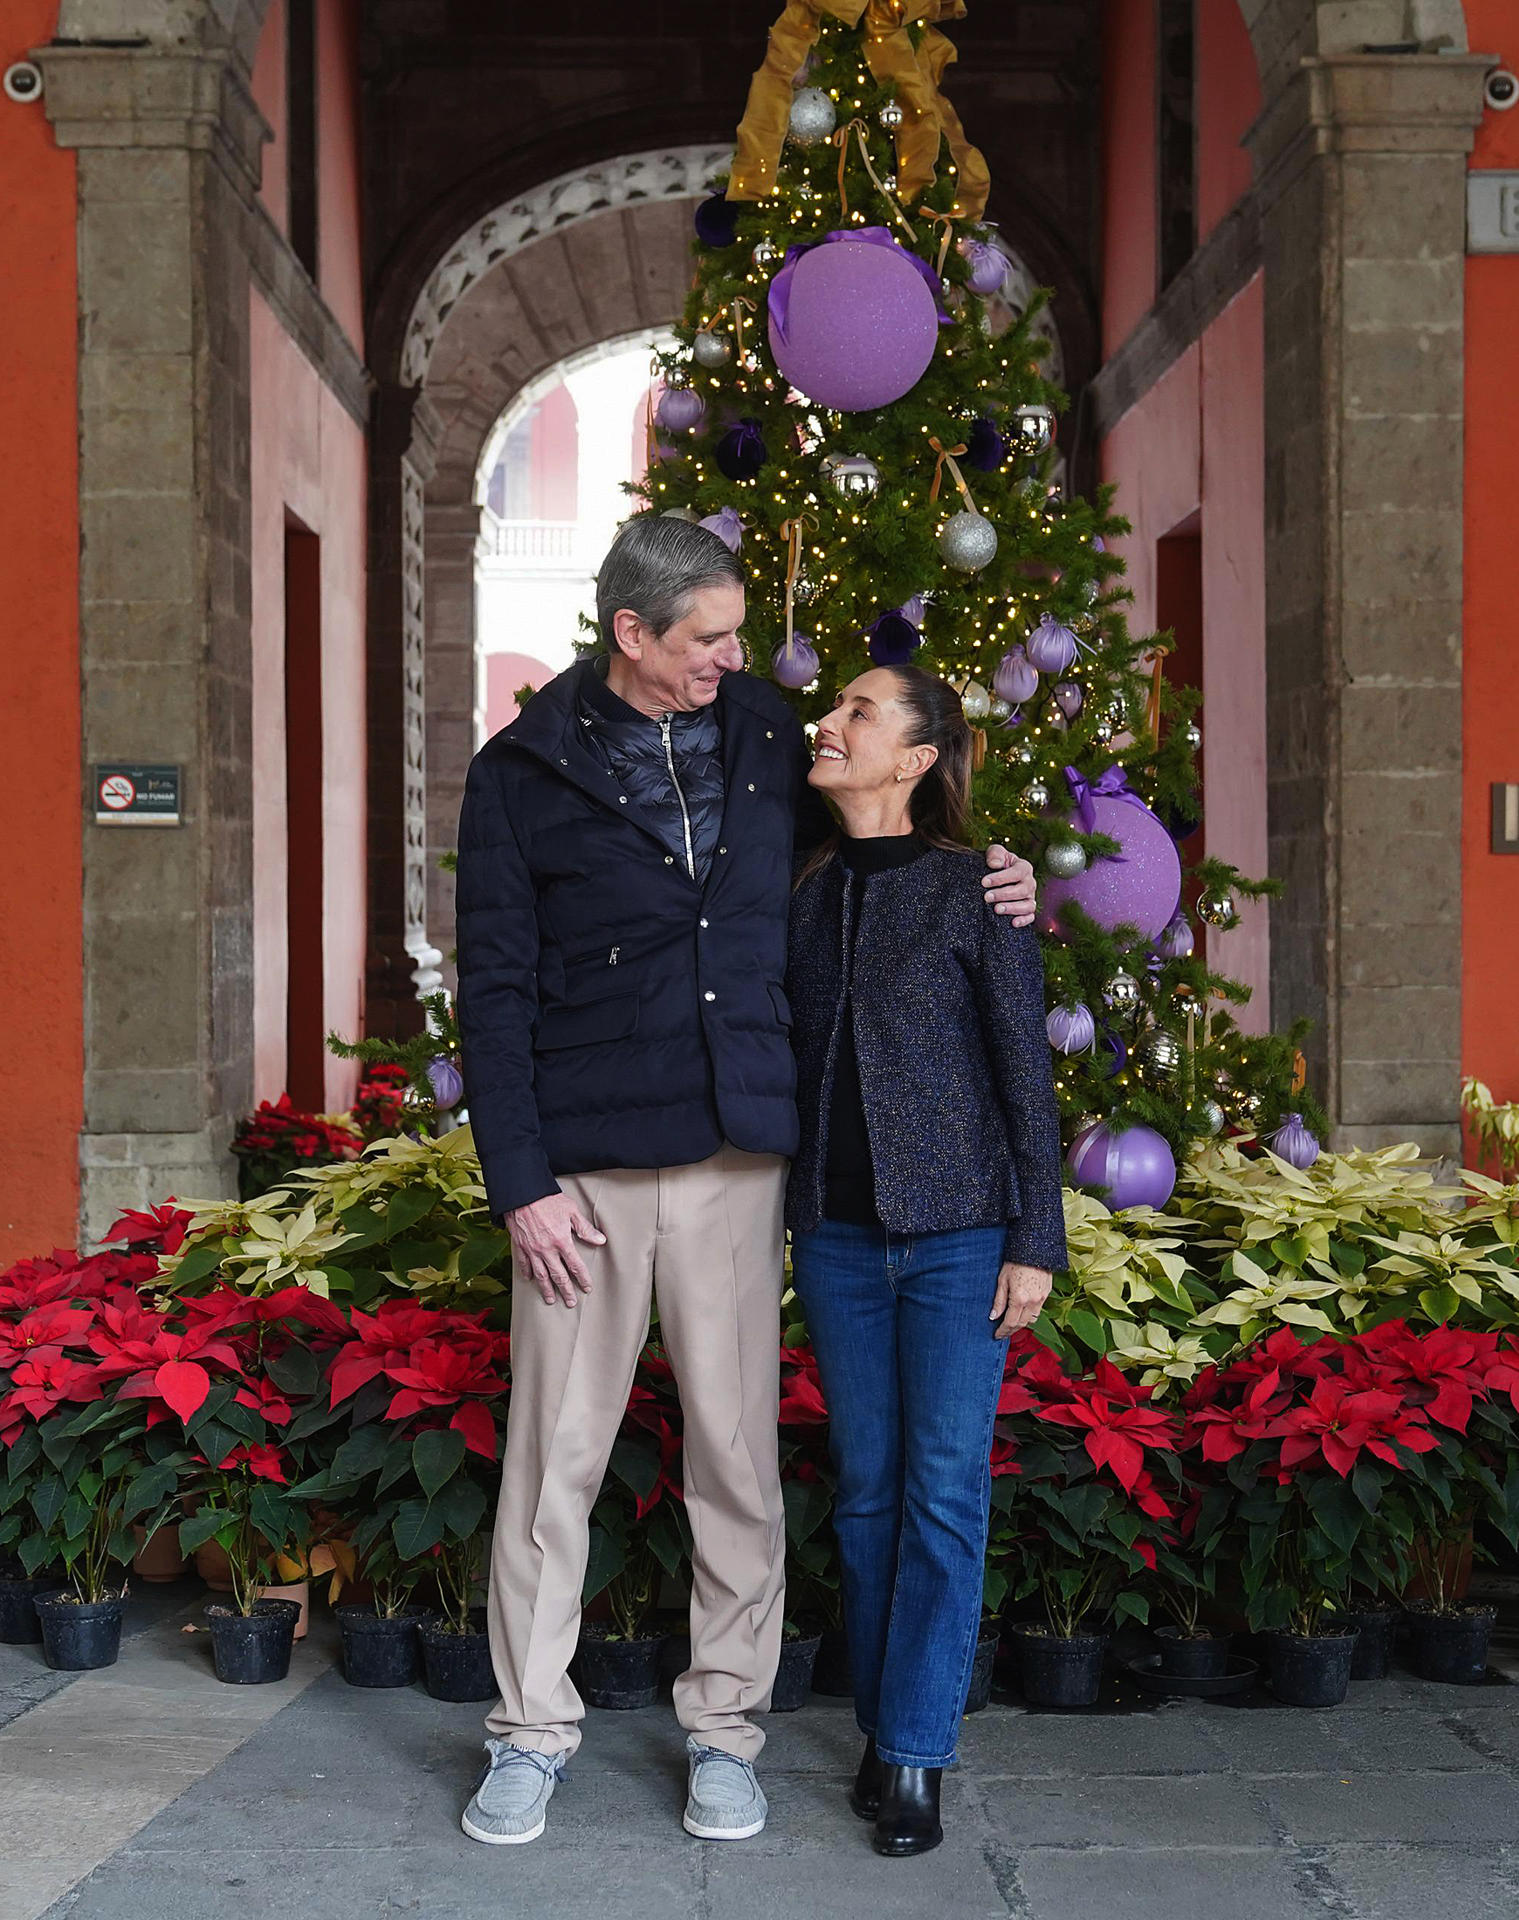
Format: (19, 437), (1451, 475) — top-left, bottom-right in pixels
(93, 764), (181, 826)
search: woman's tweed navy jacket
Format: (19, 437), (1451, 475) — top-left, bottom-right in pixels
(785, 846), (1068, 1273)
(455, 658), (815, 1220)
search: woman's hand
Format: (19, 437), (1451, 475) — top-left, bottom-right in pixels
(991, 1262), (1052, 1338)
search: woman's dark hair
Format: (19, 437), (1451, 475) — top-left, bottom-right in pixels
(798, 665), (975, 883)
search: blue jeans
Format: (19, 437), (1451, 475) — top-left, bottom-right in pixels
(790, 1220), (1007, 1768)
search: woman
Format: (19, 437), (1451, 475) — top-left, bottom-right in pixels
(786, 665), (1067, 1859)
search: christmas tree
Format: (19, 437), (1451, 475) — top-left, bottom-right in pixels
(632, 2), (1326, 1203)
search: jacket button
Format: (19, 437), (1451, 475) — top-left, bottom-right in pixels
(718, 846), (727, 855)
(747, 783), (756, 793)
(699, 918), (709, 929)
(618, 796), (628, 804)
(704, 991), (716, 1003)
(559, 758), (568, 766)
(766, 730), (774, 739)
(664, 855), (674, 865)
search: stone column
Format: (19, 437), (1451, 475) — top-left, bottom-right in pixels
(1251, 53), (1487, 1158)
(39, 45), (269, 1242)
(423, 500), (488, 988)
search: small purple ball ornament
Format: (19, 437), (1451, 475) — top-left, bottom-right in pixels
(1052, 680), (1084, 720)
(993, 646), (1039, 707)
(1026, 613), (1079, 675)
(699, 507), (744, 553)
(961, 239), (1009, 296)
(715, 418), (768, 481)
(1039, 766), (1183, 943)
(1067, 1120), (1178, 1212)
(694, 192), (740, 248)
(898, 592), (927, 624)
(1155, 911), (1194, 961)
(772, 634), (819, 689)
(655, 387), (705, 434)
(426, 1057), (464, 1112)
(1269, 1112), (1321, 1170)
(768, 229), (941, 412)
(1046, 1003), (1096, 1054)
(866, 609), (921, 667)
(963, 416), (1006, 472)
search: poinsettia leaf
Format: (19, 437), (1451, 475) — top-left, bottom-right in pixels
(377, 1433), (416, 1495)
(334, 1203), (391, 1252)
(28, 1475), (67, 1532)
(265, 1345), (320, 1397)
(455, 1230), (514, 1286)
(582, 1521), (625, 1604)
(162, 1238), (227, 1291)
(384, 1187), (439, 1240)
(392, 1498), (444, 1562)
(330, 1426), (392, 1482)
(155, 1360), (212, 1423)
(176, 1509), (227, 1553)
(608, 1437), (660, 1504)
(119, 1462), (179, 1524)
(435, 1477), (486, 1541)
(412, 1428), (466, 1502)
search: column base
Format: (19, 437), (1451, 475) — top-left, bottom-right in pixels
(78, 1129), (236, 1251)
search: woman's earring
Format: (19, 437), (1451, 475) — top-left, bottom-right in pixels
(895, 771), (904, 782)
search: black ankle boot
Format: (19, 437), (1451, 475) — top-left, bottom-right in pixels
(872, 1765), (943, 1858)
(848, 1737), (882, 1820)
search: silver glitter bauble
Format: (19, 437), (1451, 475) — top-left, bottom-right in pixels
(988, 695), (1011, 723)
(1183, 720), (1202, 751)
(960, 680), (991, 721)
(1134, 1029), (1183, 1083)
(752, 239), (780, 269)
(937, 509), (998, 573)
(1044, 842), (1088, 879)
(661, 507), (700, 523)
(823, 452), (881, 499)
(792, 572), (818, 605)
(878, 99), (905, 130)
(1015, 746), (1035, 765)
(1020, 779), (1051, 812)
(1085, 578), (1101, 606)
(1011, 404), (1057, 457)
(1102, 970), (1141, 1016)
(1188, 1099), (1226, 1137)
(692, 329), (732, 369)
(1196, 887), (1240, 930)
(788, 86), (838, 147)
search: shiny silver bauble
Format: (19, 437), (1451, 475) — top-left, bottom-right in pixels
(878, 99), (905, 130)
(1011, 404), (1056, 457)
(692, 329), (732, 369)
(1044, 842), (1088, 879)
(1020, 780), (1051, 812)
(1188, 1099), (1226, 1137)
(987, 695), (1011, 723)
(1134, 1029), (1183, 1083)
(788, 86), (838, 147)
(1196, 887), (1240, 930)
(823, 452), (881, 499)
(1093, 719), (1114, 745)
(752, 239), (780, 269)
(937, 509), (998, 573)
(1102, 970), (1141, 1017)
(1183, 720), (1202, 751)
(663, 362), (692, 389)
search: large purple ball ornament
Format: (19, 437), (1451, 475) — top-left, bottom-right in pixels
(715, 418), (768, 481)
(768, 229), (940, 412)
(699, 506), (744, 553)
(1155, 911), (1194, 961)
(1046, 1003), (1095, 1055)
(656, 388), (705, 434)
(426, 1057), (464, 1112)
(866, 610), (920, 667)
(1067, 1120), (1177, 1211)
(1269, 1112), (1321, 1170)
(694, 193), (740, 248)
(963, 415), (1006, 472)
(1039, 786), (1182, 943)
(961, 239), (1009, 296)
(1027, 613), (1078, 675)
(772, 634), (819, 689)
(993, 646), (1039, 707)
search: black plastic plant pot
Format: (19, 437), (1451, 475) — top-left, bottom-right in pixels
(1013, 1626), (1109, 1709)
(1266, 1628), (1358, 1708)
(769, 1632), (822, 1713)
(572, 1624), (669, 1710)
(34, 1592), (125, 1672)
(962, 1621), (1003, 1714)
(205, 1598), (301, 1685)
(0, 1574), (52, 1645)
(1406, 1604), (1496, 1684)
(1346, 1608), (1400, 1680)
(811, 1624), (854, 1698)
(1155, 1627), (1234, 1680)
(419, 1615), (497, 1703)
(335, 1605), (430, 1689)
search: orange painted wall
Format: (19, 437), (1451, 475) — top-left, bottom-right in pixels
(0, 3), (83, 1258)
(1101, 0), (1156, 356)
(1462, 1), (1519, 1118)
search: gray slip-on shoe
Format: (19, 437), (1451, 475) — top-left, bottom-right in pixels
(461, 1740), (566, 1845)
(683, 1736), (768, 1840)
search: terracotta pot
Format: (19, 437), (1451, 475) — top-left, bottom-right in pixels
(258, 1579), (310, 1640)
(132, 1523), (187, 1583)
(194, 1540), (235, 1593)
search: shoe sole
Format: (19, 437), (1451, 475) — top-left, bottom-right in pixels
(461, 1810), (547, 1846)
(682, 1812), (767, 1840)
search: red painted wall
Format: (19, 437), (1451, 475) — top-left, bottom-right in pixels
(250, 0), (288, 233)
(318, 0), (364, 349)
(1101, 0), (1157, 356)
(0, 3), (82, 1259)
(1195, 0), (1260, 240)
(1463, 1), (1519, 1121)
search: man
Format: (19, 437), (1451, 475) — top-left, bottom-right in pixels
(454, 516), (1035, 1848)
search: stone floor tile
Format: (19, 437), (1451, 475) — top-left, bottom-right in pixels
(703, 1839), (1007, 1919)
(1315, 1843), (1519, 1919)
(1328, 1708), (1492, 1770)
(975, 1771), (1276, 1849)
(1017, 1845), (1325, 1920)
(1193, 1703), (1356, 1774)
(61, 1847), (410, 1920)
(387, 1840), (702, 1918)
(958, 1702), (1226, 1776)
(1261, 1769), (1519, 1846)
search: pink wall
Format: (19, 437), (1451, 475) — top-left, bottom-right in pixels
(317, 0), (364, 349)
(1196, 0), (1260, 239)
(1101, 0), (1157, 356)
(250, 291), (367, 1110)
(250, 0), (287, 234)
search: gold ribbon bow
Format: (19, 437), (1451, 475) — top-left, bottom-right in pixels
(918, 205), (958, 277)
(833, 118), (916, 235)
(928, 435), (974, 510)
(729, 0), (990, 219)
(780, 512), (819, 654)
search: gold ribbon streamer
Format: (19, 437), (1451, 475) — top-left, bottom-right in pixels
(928, 436), (973, 510)
(728, 0), (990, 219)
(1145, 648), (1168, 743)
(918, 205), (958, 277)
(832, 118), (916, 235)
(780, 512), (818, 655)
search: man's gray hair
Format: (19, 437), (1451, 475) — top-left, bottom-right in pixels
(595, 514), (745, 653)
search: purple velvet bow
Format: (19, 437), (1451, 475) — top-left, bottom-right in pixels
(769, 226), (951, 342)
(1063, 763), (1149, 839)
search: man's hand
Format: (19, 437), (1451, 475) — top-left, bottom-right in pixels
(991, 1262), (1052, 1338)
(506, 1192), (607, 1307)
(983, 844), (1037, 926)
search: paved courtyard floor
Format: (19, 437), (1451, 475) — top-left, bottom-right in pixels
(6, 1582), (1519, 1920)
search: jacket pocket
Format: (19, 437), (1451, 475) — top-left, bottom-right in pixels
(769, 982), (793, 1028)
(535, 991), (640, 1052)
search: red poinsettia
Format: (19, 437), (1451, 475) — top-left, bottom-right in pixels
(1269, 1376), (1438, 1478)
(103, 1204), (194, 1258)
(327, 1300), (499, 1404)
(1348, 1321), (1505, 1435)
(1038, 1363), (1179, 1495)
(211, 1442), (290, 1483)
(1184, 1365), (1291, 1463)
(0, 1353), (104, 1425)
(0, 1304), (97, 1368)
(779, 1343), (828, 1425)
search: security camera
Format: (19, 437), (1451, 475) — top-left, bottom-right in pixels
(2, 61), (42, 103)
(1486, 68), (1519, 111)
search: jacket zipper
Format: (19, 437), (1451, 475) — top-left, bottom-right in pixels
(659, 714), (696, 880)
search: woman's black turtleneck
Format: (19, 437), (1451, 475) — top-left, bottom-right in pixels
(824, 832), (930, 1226)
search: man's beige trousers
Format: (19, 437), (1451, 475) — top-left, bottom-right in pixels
(484, 1144), (787, 1761)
